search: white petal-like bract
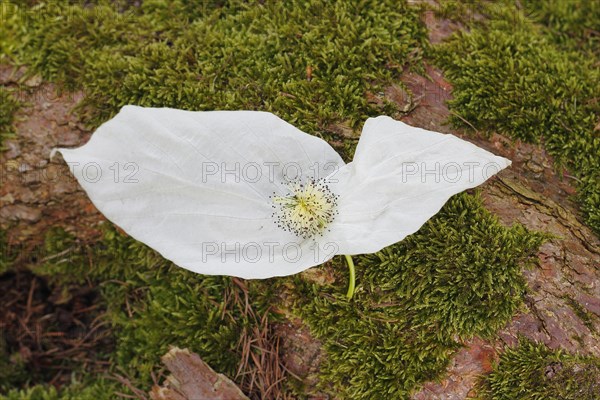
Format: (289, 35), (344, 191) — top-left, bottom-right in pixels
(57, 106), (344, 278)
(57, 107), (510, 278)
(324, 116), (511, 254)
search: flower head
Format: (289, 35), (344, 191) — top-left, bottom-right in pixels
(55, 106), (511, 279)
(271, 178), (339, 239)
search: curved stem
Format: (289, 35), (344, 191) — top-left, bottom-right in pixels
(344, 254), (356, 299)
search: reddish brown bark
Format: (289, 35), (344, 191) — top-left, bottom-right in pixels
(150, 347), (250, 400)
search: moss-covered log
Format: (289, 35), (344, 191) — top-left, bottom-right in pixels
(0, 1), (598, 399)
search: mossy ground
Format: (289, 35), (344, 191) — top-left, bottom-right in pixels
(0, 224), (285, 398)
(478, 339), (600, 400)
(290, 193), (544, 399)
(434, 0), (600, 235)
(33, 226), (279, 396)
(1, 380), (119, 400)
(0, 0), (595, 398)
(6, 0), (426, 133)
(0, 193), (544, 399)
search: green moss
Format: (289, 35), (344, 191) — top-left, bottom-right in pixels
(291, 193), (545, 399)
(13, 0), (426, 130)
(0, 2), (21, 147)
(0, 379), (120, 400)
(435, 3), (600, 235)
(0, 88), (19, 148)
(478, 339), (600, 400)
(0, 2), (26, 63)
(522, 0), (600, 55)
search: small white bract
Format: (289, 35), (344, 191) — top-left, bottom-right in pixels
(271, 178), (338, 239)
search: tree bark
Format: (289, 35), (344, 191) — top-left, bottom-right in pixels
(150, 347), (249, 400)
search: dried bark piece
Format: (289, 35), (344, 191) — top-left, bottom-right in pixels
(150, 347), (249, 400)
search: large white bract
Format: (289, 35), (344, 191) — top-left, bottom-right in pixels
(57, 106), (510, 279)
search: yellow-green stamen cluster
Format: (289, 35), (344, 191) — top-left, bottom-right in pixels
(271, 178), (338, 239)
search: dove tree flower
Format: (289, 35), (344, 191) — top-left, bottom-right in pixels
(55, 106), (510, 298)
